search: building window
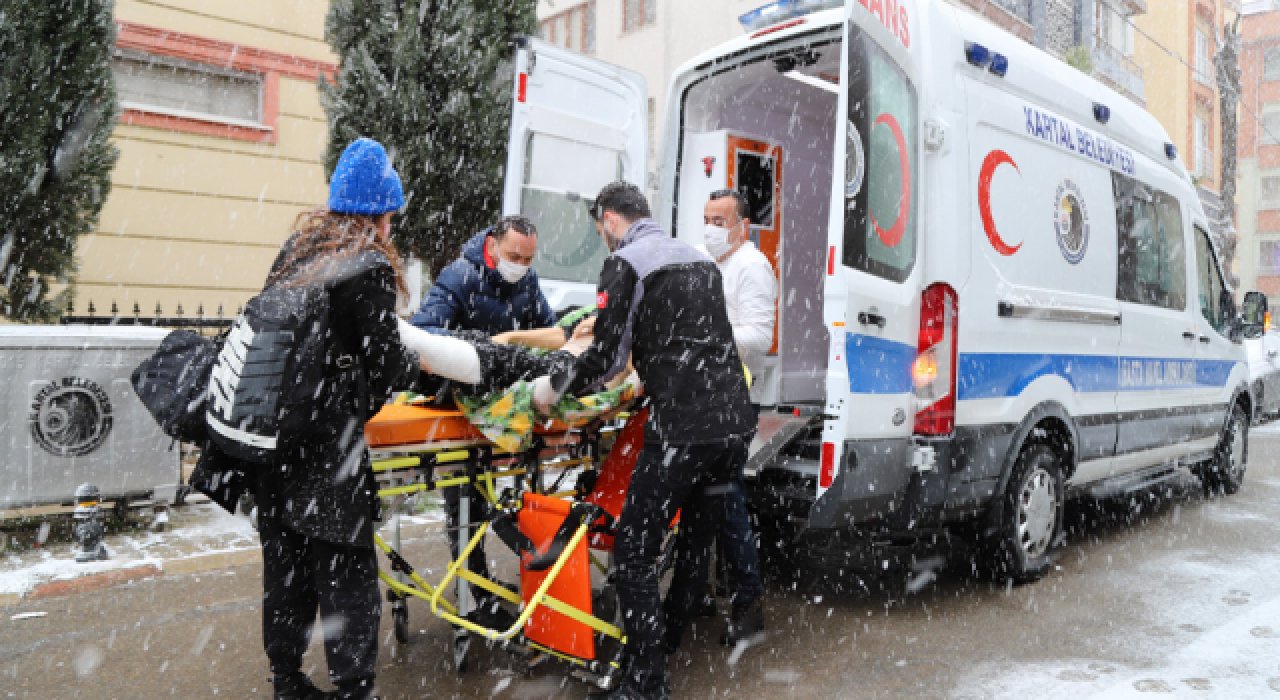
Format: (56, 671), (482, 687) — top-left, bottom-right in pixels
(540, 2), (596, 54)
(623, 0), (657, 33)
(113, 49), (263, 126)
(1194, 114), (1212, 178)
(1095, 2), (1135, 56)
(1267, 47), (1280, 81)
(1262, 241), (1280, 276)
(1195, 29), (1212, 85)
(1263, 110), (1280, 145)
(1262, 175), (1280, 205)
(647, 97), (656, 157)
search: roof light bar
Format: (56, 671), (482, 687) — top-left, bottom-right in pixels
(739, 0), (843, 33)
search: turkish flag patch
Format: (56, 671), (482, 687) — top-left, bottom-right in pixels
(596, 291), (609, 308)
(702, 156), (716, 177)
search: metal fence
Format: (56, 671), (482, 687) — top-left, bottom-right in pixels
(61, 301), (233, 336)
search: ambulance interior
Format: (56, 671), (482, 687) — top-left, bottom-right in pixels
(675, 39), (841, 405)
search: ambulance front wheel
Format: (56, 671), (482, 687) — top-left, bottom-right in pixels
(1198, 402), (1248, 496)
(987, 443), (1064, 585)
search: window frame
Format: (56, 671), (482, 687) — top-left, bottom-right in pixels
(841, 23), (920, 284)
(113, 49), (266, 129)
(1195, 225), (1230, 335)
(1195, 29), (1212, 86)
(114, 21), (335, 145)
(622, 0), (657, 34)
(1267, 46), (1280, 82)
(539, 1), (597, 54)
(1259, 239), (1280, 276)
(1113, 172), (1189, 312)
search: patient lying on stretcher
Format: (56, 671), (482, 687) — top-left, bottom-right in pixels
(394, 317), (638, 452)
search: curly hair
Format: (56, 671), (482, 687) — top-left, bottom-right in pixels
(266, 209), (408, 300)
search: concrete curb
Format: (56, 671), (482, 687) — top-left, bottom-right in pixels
(1, 517), (442, 606)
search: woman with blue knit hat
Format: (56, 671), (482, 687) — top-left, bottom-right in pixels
(254, 137), (414, 700)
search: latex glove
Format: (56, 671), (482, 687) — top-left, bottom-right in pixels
(531, 375), (560, 413)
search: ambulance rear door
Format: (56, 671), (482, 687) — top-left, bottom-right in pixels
(503, 37), (648, 312)
(816, 1), (923, 505)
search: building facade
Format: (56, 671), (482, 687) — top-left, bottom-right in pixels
(1235, 0), (1280, 298)
(71, 0), (334, 321)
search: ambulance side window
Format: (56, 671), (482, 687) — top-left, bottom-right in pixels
(1114, 173), (1187, 311)
(842, 25), (918, 283)
(1195, 227), (1229, 334)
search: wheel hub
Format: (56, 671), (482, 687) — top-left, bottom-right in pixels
(1017, 467), (1057, 558)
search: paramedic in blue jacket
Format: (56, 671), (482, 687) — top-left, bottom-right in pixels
(409, 216), (557, 335)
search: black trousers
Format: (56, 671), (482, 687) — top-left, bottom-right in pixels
(259, 515), (381, 691)
(613, 438), (746, 690)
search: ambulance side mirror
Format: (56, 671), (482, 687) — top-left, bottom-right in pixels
(1242, 291), (1269, 340)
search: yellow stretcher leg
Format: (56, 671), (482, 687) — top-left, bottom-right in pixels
(428, 521), (623, 642)
(373, 533), (458, 616)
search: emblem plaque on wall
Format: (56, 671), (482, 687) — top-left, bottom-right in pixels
(29, 377), (114, 457)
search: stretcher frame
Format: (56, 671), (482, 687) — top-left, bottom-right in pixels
(369, 415), (634, 688)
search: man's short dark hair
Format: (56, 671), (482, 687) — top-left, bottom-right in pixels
(710, 188), (749, 221)
(590, 181), (651, 222)
(493, 215), (536, 240)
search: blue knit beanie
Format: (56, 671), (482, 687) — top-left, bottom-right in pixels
(327, 138), (405, 215)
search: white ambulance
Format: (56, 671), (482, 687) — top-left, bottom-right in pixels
(504, 0), (1253, 583)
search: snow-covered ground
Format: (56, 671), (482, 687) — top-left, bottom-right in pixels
(0, 501), (258, 596)
(953, 427), (1280, 699)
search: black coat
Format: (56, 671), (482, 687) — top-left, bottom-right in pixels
(194, 241), (417, 547)
(549, 219), (754, 445)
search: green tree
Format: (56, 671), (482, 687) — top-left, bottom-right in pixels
(0, 0), (119, 322)
(322, 0), (537, 275)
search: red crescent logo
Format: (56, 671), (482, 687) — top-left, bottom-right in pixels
(870, 113), (911, 248)
(978, 150), (1022, 256)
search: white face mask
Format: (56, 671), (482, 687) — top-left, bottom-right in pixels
(704, 223), (734, 260)
(496, 257), (530, 284)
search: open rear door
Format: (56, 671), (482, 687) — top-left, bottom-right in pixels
(503, 37), (648, 312)
(814, 1), (922, 512)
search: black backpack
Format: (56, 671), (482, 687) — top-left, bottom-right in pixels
(131, 329), (221, 443)
(204, 253), (379, 464)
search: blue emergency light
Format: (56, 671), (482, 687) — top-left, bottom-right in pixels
(1093, 103), (1111, 124)
(1165, 143), (1178, 160)
(989, 53), (1009, 76)
(739, 0), (844, 33)
(965, 42), (992, 68)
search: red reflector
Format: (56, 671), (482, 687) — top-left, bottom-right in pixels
(819, 442), (836, 488)
(751, 18), (807, 38)
(793, 407), (801, 417)
(518, 73), (528, 103)
(828, 246), (836, 275)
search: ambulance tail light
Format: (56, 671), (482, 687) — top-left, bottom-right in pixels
(913, 283), (958, 436)
(819, 441), (837, 489)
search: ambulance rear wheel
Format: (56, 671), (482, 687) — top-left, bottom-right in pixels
(987, 443), (1063, 585)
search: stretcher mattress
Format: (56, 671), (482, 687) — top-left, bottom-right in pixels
(365, 405), (484, 448)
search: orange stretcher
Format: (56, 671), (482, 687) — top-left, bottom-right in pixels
(367, 400), (661, 691)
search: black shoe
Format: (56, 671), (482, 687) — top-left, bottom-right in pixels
(663, 622), (685, 656)
(587, 677), (672, 700)
(272, 673), (325, 700)
(719, 599), (765, 646)
(467, 593), (517, 631)
(324, 678), (379, 700)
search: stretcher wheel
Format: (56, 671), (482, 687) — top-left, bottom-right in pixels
(391, 601), (409, 644)
(452, 628), (471, 673)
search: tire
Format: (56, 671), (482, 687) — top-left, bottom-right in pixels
(986, 443), (1065, 585)
(392, 602), (410, 644)
(1199, 402), (1248, 496)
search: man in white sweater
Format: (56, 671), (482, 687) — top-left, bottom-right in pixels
(701, 189), (778, 404)
(688, 188), (776, 646)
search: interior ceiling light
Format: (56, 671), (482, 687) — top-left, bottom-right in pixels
(783, 70), (839, 94)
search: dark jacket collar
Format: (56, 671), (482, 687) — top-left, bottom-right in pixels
(616, 218), (665, 252)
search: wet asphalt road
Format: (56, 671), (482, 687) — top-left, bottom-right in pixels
(6, 428), (1280, 699)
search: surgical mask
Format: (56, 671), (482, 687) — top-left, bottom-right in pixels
(496, 257), (530, 284)
(704, 223), (733, 260)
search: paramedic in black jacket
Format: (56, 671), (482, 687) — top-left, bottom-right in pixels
(531, 182), (756, 700)
(256, 138), (418, 700)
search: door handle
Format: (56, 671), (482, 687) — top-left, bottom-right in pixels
(857, 311), (887, 329)
(1200, 335), (1211, 344)
(1268, 350), (1277, 358)
(1182, 331), (1196, 341)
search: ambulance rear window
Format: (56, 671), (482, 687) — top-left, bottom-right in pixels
(842, 25), (918, 283)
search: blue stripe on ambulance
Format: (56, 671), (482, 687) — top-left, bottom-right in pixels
(845, 333), (1241, 398)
